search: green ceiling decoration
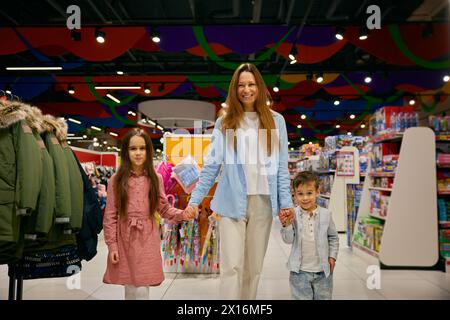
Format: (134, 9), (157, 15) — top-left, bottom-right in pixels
(85, 76), (137, 126)
(389, 24), (450, 69)
(192, 26), (296, 70)
(418, 95), (440, 113)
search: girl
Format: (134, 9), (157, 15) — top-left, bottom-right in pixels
(186, 63), (295, 299)
(103, 128), (195, 300)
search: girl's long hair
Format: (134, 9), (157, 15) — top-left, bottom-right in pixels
(114, 128), (159, 219)
(222, 63), (277, 155)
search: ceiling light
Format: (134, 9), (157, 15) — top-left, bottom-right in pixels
(67, 141), (71, 145)
(93, 142), (100, 147)
(221, 102), (227, 108)
(297, 125), (302, 129)
(109, 132), (118, 137)
(309, 142), (312, 145)
(289, 44), (298, 61)
(148, 119), (156, 126)
(103, 141), (108, 145)
(289, 59), (297, 65)
(68, 84), (75, 95)
(443, 75), (449, 82)
(66, 136), (84, 140)
(273, 80), (280, 92)
(350, 114), (356, 119)
(360, 123), (366, 128)
(301, 114), (306, 120)
(335, 124), (340, 128)
(95, 28), (105, 43)
(157, 125), (164, 131)
(334, 100), (340, 106)
(95, 85), (141, 90)
(93, 137), (98, 142)
(68, 118), (81, 125)
(316, 73), (324, 83)
(82, 135), (88, 139)
(358, 27), (368, 40)
(144, 85), (151, 94)
(116, 71), (124, 75)
(6, 66), (62, 71)
(91, 126), (102, 132)
(409, 99), (415, 105)
(151, 28), (161, 43)
(335, 27), (344, 40)
(364, 76), (372, 83)
(347, 131), (352, 136)
(106, 93), (121, 103)
(288, 141), (290, 145)
(301, 137), (305, 141)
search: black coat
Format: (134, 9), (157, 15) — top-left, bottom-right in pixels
(72, 150), (103, 261)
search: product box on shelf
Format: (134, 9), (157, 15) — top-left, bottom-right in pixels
(429, 114), (450, 134)
(370, 106), (418, 136)
(382, 154), (399, 172)
(439, 230), (450, 258)
(371, 142), (399, 172)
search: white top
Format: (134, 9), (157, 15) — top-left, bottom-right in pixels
(299, 208), (322, 273)
(237, 112), (270, 195)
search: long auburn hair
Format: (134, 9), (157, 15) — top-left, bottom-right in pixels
(114, 128), (160, 220)
(222, 63), (277, 155)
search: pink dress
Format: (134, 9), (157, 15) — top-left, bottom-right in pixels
(103, 171), (187, 286)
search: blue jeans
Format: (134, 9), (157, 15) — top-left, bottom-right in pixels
(289, 270), (333, 300)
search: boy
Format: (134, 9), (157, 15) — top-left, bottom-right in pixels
(280, 171), (339, 300)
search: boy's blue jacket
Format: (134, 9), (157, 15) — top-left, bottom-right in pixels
(189, 111), (293, 218)
(281, 206), (339, 278)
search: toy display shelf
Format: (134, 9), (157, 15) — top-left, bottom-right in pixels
(369, 212), (386, 221)
(353, 127), (439, 268)
(368, 172), (396, 177)
(439, 221), (450, 228)
(370, 132), (404, 143)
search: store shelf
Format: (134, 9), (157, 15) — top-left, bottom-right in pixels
(316, 170), (335, 174)
(319, 194), (331, 199)
(369, 212), (386, 220)
(436, 135), (450, 141)
(368, 172), (396, 177)
(439, 221), (450, 228)
(368, 187), (393, 192)
(438, 190), (450, 195)
(352, 242), (379, 258)
(370, 133), (403, 143)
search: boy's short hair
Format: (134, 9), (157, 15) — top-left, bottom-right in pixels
(292, 171), (319, 190)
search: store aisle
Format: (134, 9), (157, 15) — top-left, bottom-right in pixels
(1, 220), (449, 300)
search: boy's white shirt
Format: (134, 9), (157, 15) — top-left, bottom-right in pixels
(298, 207), (323, 273)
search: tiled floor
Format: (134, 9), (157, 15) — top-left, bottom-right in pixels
(1, 220), (449, 300)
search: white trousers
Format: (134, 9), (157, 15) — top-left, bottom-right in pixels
(218, 195), (273, 300)
(124, 285), (149, 300)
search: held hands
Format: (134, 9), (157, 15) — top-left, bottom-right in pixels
(329, 257), (336, 273)
(279, 207), (295, 227)
(184, 205), (199, 221)
(108, 250), (119, 264)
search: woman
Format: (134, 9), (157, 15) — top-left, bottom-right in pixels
(186, 63), (294, 299)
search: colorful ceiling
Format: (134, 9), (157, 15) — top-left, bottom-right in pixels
(1, 23), (449, 143)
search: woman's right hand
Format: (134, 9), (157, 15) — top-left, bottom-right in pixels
(109, 250), (120, 264)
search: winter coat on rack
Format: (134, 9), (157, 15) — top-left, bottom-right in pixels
(19, 105), (55, 242)
(73, 150), (103, 261)
(56, 119), (83, 231)
(0, 101), (42, 264)
(41, 115), (71, 225)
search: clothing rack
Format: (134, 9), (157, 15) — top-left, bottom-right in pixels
(8, 263), (23, 300)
